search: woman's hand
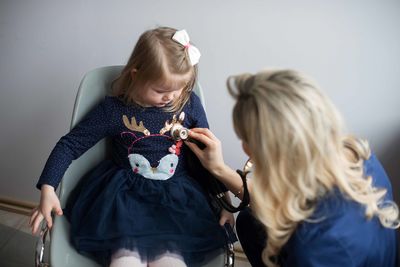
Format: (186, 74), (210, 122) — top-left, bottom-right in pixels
(29, 184), (63, 235)
(186, 128), (249, 200)
(185, 128), (226, 175)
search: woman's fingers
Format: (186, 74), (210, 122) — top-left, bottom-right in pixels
(188, 130), (212, 146)
(190, 128), (218, 141)
(184, 140), (202, 156)
(188, 129), (220, 149)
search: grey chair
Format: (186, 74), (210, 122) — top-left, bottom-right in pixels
(35, 66), (234, 267)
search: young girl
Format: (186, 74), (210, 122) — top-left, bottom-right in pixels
(186, 69), (399, 266)
(30, 26), (233, 267)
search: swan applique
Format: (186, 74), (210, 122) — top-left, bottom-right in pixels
(128, 153), (178, 180)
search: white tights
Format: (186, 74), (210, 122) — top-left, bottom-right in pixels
(109, 249), (187, 267)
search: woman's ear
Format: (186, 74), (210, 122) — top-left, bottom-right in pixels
(242, 141), (252, 158)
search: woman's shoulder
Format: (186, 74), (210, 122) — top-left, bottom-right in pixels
(305, 153), (393, 227)
(287, 211), (396, 266)
(288, 183), (396, 265)
(281, 154), (397, 266)
(287, 209), (383, 266)
(363, 153), (393, 199)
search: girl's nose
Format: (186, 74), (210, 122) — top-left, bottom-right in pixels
(163, 93), (174, 101)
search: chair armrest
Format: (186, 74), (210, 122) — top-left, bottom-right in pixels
(223, 223), (236, 267)
(35, 222), (50, 267)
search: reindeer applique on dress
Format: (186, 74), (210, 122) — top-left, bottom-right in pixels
(122, 113), (185, 181)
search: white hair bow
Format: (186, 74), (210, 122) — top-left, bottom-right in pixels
(172, 29), (201, 66)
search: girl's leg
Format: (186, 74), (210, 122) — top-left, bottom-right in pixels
(110, 249), (147, 267)
(149, 252), (187, 267)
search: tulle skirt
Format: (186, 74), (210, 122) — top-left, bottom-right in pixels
(64, 160), (226, 266)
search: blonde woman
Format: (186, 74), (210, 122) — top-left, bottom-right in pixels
(186, 69), (399, 267)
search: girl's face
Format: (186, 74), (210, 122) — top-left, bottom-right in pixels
(135, 82), (185, 107)
(131, 70), (190, 108)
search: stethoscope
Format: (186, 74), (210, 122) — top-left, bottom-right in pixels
(168, 114), (251, 212)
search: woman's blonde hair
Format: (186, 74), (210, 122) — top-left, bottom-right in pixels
(112, 26), (198, 112)
(228, 69), (399, 267)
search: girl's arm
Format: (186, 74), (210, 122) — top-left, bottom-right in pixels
(36, 97), (113, 190)
(31, 97), (115, 234)
(185, 128), (252, 201)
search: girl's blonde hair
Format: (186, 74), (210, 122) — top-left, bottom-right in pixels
(112, 26), (198, 112)
(228, 69), (399, 267)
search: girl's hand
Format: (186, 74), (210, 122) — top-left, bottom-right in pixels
(185, 128), (226, 175)
(29, 184), (63, 235)
(219, 208), (235, 227)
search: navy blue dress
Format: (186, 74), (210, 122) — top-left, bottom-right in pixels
(236, 154), (398, 267)
(36, 94), (227, 266)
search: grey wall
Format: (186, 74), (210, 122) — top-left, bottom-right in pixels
(1, 0), (399, 204)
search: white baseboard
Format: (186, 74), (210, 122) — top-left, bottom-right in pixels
(0, 197), (36, 216)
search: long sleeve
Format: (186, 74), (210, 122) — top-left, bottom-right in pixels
(280, 153), (397, 267)
(36, 98), (112, 190)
